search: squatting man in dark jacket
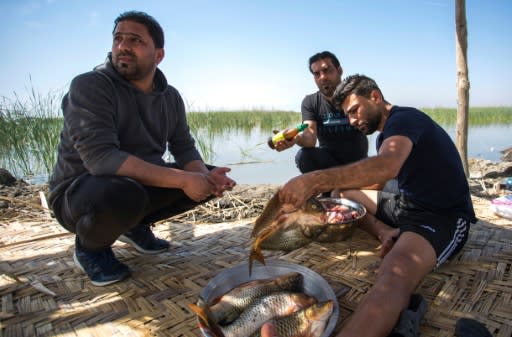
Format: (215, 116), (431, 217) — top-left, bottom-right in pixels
(278, 74), (476, 337)
(49, 11), (236, 286)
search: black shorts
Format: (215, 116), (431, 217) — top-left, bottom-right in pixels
(376, 192), (471, 267)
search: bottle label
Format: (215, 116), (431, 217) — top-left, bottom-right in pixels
(272, 132), (286, 143)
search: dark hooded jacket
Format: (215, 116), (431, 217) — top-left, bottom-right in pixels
(48, 54), (202, 205)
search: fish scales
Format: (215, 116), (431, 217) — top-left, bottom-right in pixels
(249, 300), (334, 337)
(220, 291), (316, 337)
(208, 272), (304, 325)
(249, 192), (326, 272)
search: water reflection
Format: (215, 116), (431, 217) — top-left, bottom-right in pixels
(23, 124), (512, 185)
(208, 125), (511, 185)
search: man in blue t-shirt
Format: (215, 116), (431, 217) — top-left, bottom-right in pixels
(270, 51), (368, 173)
(278, 74), (476, 337)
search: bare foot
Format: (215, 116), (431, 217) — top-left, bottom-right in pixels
(378, 228), (400, 258)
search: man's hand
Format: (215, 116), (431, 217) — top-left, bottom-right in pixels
(207, 166), (236, 197)
(273, 138), (295, 152)
(279, 172), (319, 209)
(182, 172), (215, 202)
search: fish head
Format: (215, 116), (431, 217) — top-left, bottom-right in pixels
(249, 197), (328, 274)
(301, 197), (326, 215)
(304, 300), (335, 337)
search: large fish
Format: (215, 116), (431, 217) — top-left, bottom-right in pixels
(249, 193), (365, 274)
(217, 291), (317, 337)
(191, 272), (304, 326)
(249, 192), (327, 274)
(249, 300), (335, 337)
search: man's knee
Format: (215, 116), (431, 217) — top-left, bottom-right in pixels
(295, 147), (337, 173)
(64, 176), (148, 235)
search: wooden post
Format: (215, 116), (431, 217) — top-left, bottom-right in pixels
(455, 0), (470, 176)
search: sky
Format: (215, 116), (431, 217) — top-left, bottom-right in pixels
(1, 0), (511, 112)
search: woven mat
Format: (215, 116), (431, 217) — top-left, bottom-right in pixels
(1, 195), (511, 337)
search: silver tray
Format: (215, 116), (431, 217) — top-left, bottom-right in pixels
(198, 260), (339, 337)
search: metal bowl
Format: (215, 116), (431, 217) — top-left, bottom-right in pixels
(198, 260), (339, 337)
(314, 198), (366, 243)
(318, 197), (367, 223)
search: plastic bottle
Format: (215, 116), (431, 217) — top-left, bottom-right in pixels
(267, 123), (308, 149)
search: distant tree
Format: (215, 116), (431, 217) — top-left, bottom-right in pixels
(455, 0), (469, 176)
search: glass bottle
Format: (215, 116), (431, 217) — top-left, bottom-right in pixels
(267, 123), (308, 149)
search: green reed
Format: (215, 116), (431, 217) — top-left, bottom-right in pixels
(186, 110), (300, 162)
(422, 107), (512, 126)
(187, 110), (301, 135)
(0, 87), (63, 179)
(0, 87), (300, 179)
(1, 83), (509, 182)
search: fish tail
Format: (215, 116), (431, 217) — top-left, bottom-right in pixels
(249, 227), (274, 275)
(188, 302), (226, 337)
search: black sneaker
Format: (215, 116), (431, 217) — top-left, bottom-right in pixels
(73, 238), (130, 286)
(118, 223), (170, 254)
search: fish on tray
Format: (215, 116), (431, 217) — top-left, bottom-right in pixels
(250, 300), (335, 337)
(196, 291), (317, 337)
(249, 192), (364, 273)
(189, 271), (334, 337)
(192, 271), (304, 326)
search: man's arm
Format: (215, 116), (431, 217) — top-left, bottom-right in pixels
(279, 135), (413, 207)
(116, 155), (213, 201)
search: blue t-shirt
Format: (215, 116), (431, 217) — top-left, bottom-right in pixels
(377, 106), (475, 221)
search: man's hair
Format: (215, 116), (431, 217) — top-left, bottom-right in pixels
(113, 11), (164, 48)
(308, 51), (340, 73)
(332, 74), (384, 107)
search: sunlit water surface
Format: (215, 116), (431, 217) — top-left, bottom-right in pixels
(25, 124), (511, 185)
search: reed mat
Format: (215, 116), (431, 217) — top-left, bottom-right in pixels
(0, 184), (510, 337)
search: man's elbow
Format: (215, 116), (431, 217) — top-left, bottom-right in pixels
(377, 160), (400, 181)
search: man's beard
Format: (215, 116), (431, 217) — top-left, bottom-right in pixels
(114, 60), (139, 80)
(320, 83), (337, 98)
(113, 52), (146, 80)
(364, 114), (381, 135)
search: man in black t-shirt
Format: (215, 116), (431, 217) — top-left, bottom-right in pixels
(270, 51), (368, 173)
(279, 74), (476, 337)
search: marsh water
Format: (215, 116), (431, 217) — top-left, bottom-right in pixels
(7, 122), (512, 186)
(194, 124), (511, 185)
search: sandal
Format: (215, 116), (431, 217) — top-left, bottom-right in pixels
(455, 318), (492, 337)
(389, 294), (427, 337)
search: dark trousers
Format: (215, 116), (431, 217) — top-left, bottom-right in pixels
(52, 165), (213, 251)
(295, 146), (368, 173)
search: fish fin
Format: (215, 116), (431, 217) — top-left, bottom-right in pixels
(188, 303), (226, 337)
(252, 191), (282, 237)
(249, 224), (279, 275)
(249, 213), (294, 275)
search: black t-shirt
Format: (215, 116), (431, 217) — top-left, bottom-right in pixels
(301, 92), (368, 161)
(377, 106), (476, 221)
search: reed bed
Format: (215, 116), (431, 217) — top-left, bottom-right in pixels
(0, 88), (62, 179)
(423, 107), (512, 125)
(1, 85), (510, 181)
